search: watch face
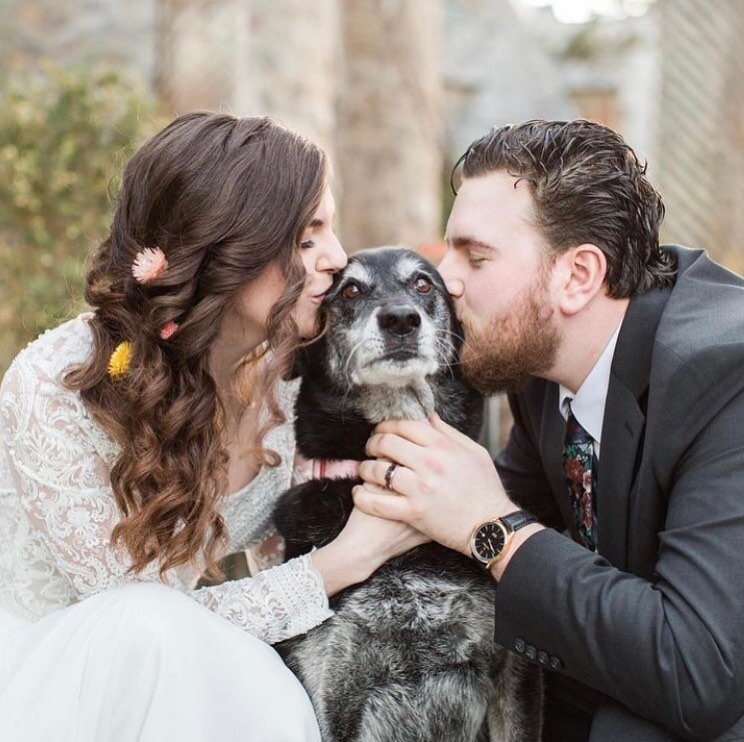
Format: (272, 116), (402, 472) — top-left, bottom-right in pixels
(473, 522), (507, 562)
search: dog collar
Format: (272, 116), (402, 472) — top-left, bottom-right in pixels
(294, 453), (361, 483)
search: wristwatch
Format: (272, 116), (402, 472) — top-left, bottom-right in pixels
(469, 510), (538, 570)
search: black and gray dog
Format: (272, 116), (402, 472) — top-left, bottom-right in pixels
(273, 247), (543, 742)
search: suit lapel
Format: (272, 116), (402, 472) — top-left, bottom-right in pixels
(596, 286), (672, 569)
(596, 376), (645, 567)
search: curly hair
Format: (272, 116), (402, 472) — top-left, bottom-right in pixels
(452, 119), (676, 298)
(63, 112), (328, 582)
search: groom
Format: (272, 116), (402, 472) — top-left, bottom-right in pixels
(355, 120), (744, 741)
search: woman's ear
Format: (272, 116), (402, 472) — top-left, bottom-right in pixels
(557, 244), (607, 316)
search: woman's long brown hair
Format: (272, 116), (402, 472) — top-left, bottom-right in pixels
(63, 112), (327, 582)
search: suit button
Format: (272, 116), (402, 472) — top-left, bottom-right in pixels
(537, 650), (549, 666)
(549, 655), (563, 670)
(514, 638), (526, 653)
(525, 644), (537, 661)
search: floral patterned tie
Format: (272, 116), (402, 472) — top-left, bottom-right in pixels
(562, 401), (598, 551)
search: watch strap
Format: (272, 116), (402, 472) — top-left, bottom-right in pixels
(501, 510), (538, 532)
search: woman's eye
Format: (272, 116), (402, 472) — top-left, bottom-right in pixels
(300, 239), (315, 250)
(468, 257), (486, 267)
(413, 277), (432, 294)
(342, 283), (361, 300)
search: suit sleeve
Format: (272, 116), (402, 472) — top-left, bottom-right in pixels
(494, 391), (564, 531)
(491, 364), (744, 741)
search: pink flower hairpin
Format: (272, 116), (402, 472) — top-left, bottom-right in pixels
(132, 246), (168, 284)
(159, 320), (179, 340)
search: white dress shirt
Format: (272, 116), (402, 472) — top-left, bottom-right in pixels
(558, 316), (625, 461)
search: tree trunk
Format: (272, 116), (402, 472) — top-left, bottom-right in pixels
(337, 0), (444, 253)
(155, 0), (253, 115)
(249, 0), (340, 158)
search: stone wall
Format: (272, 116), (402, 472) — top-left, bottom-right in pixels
(656, 0), (744, 265)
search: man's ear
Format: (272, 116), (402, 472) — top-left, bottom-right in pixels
(557, 244), (607, 316)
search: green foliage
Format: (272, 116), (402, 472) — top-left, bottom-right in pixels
(0, 63), (159, 376)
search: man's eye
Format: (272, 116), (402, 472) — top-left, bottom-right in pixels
(413, 277), (432, 293)
(300, 240), (315, 249)
(468, 257), (487, 267)
(342, 283), (361, 300)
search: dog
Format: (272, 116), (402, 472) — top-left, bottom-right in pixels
(273, 247), (543, 742)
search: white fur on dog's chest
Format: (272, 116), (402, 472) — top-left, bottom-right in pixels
(357, 381), (435, 423)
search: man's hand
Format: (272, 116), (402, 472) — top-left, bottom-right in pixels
(354, 412), (522, 558)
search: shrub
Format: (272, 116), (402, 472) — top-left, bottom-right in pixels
(0, 63), (159, 376)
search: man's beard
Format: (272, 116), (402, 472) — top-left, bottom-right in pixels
(459, 269), (562, 396)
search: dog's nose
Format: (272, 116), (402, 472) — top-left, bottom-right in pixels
(378, 305), (421, 336)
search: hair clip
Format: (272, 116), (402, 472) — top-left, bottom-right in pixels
(132, 246), (168, 284)
(108, 341), (133, 378)
(159, 320), (179, 340)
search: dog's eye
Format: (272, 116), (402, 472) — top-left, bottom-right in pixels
(342, 283), (361, 300)
(413, 277), (432, 294)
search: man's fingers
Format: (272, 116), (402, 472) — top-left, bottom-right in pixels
(366, 433), (424, 470)
(428, 411), (482, 451)
(358, 459), (414, 494)
(352, 485), (412, 522)
(373, 418), (440, 446)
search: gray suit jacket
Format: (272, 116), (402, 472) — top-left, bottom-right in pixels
(493, 245), (744, 741)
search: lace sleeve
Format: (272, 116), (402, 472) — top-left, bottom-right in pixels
(190, 550), (332, 644)
(0, 360), (333, 644)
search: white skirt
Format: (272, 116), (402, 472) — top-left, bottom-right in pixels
(0, 582), (322, 742)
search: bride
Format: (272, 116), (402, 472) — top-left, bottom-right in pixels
(0, 111), (427, 741)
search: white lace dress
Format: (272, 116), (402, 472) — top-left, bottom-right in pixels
(0, 311), (334, 741)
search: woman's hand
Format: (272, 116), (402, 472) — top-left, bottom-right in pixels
(311, 506), (430, 597)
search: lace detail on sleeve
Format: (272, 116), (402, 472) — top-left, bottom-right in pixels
(191, 548), (333, 644)
(0, 341), (332, 642)
(1, 354), (165, 601)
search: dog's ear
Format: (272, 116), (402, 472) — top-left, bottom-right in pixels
(288, 345), (311, 379)
(289, 338), (327, 380)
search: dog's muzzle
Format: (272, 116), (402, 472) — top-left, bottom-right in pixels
(377, 304), (421, 337)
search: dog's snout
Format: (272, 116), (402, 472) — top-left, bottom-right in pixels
(378, 305), (421, 336)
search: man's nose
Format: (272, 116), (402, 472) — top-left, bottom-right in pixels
(444, 276), (464, 298)
(437, 254), (464, 298)
(378, 305), (421, 337)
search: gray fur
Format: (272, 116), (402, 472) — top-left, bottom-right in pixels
(357, 379), (435, 422)
(323, 246), (453, 399)
(283, 568), (542, 741)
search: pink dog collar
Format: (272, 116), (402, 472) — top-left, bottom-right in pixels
(294, 453), (361, 483)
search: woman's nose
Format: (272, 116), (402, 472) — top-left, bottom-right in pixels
(319, 234), (348, 272)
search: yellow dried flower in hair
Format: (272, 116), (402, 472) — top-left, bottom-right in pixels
(108, 341), (133, 378)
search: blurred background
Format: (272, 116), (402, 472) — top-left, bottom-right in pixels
(2, 0), (744, 447)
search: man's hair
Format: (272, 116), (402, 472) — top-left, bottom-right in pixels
(452, 119), (676, 298)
